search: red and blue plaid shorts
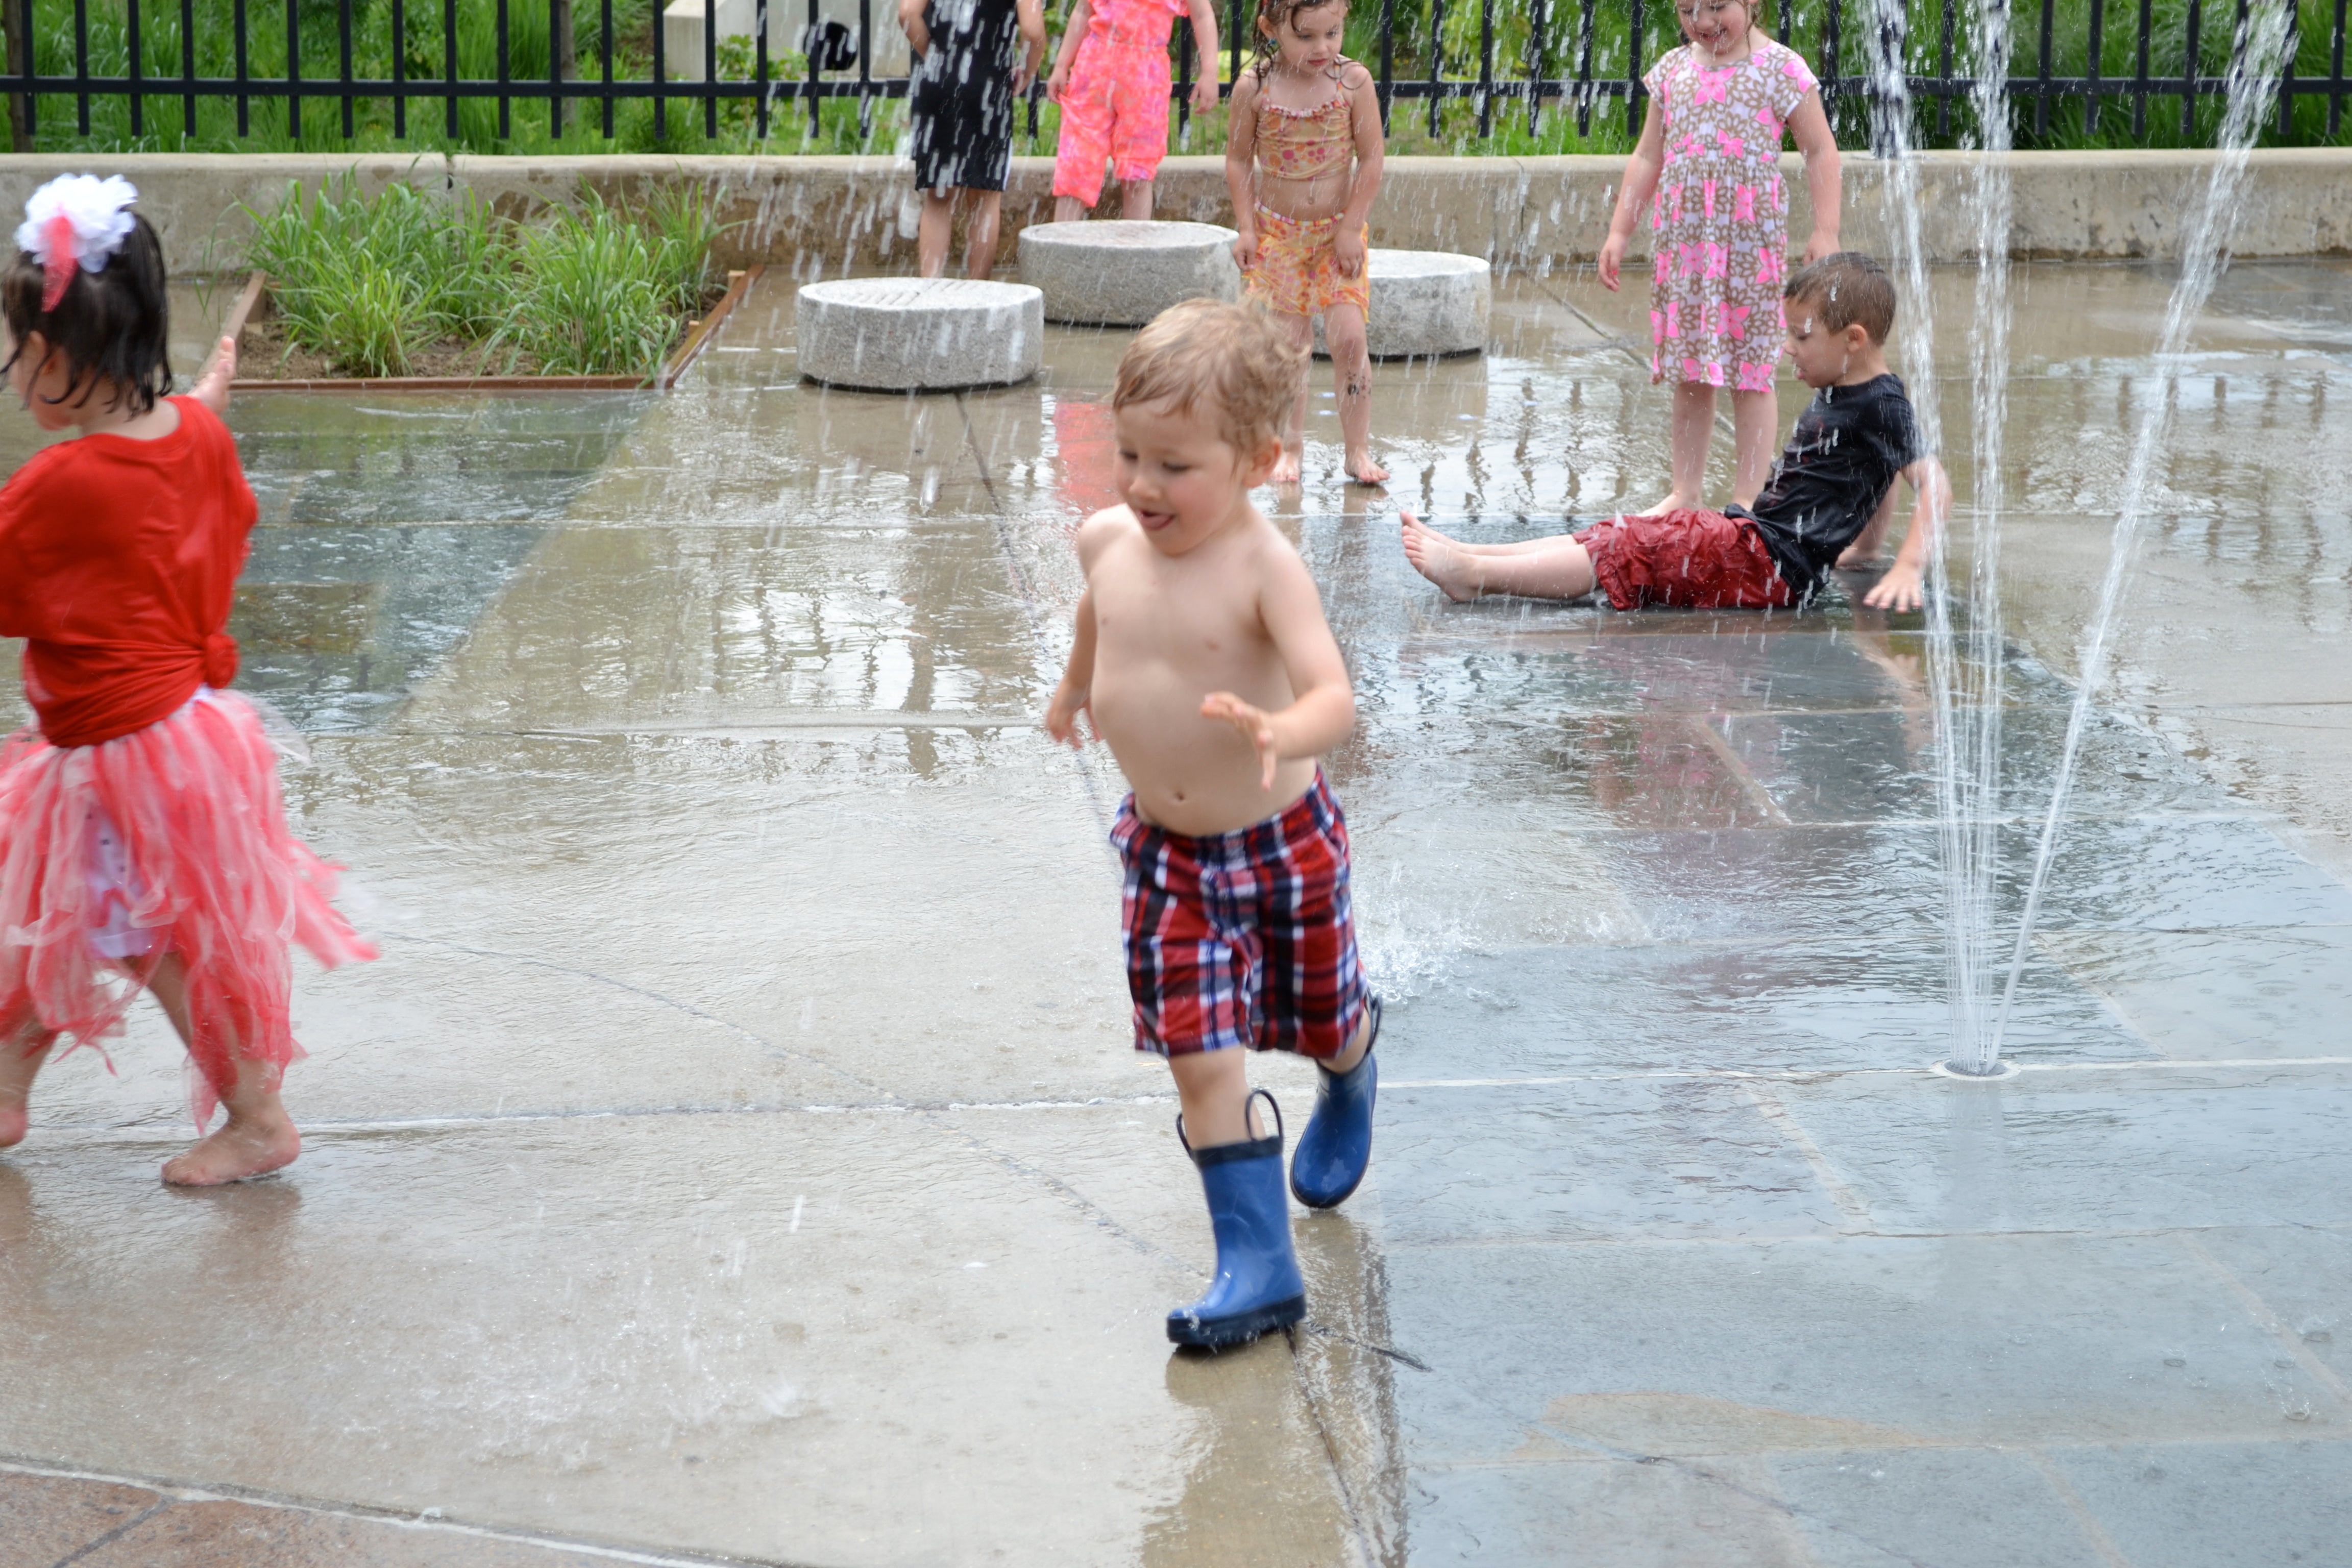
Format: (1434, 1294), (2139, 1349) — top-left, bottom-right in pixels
(1111, 771), (1371, 1060)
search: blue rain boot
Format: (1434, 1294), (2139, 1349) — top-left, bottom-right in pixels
(1167, 1091), (1307, 1350)
(1290, 996), (1381, 1210)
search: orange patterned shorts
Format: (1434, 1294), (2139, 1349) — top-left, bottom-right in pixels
(1241, 205), (1371, 320)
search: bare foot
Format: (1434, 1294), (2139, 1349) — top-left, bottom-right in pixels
(1400, 514), (1482, 603)
(1268, 446), (1303, 485)
(162, 1112), (300, 1186)
(0, 1035), (49, 1151)
(1633, 493), (1697, 517)
(1345, 451), (1389, 486)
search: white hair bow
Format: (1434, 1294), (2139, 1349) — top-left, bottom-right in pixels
(16, 174), (138, 312)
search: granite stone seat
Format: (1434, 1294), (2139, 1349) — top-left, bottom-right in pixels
(1313, 250), (1491, 359)
(795, 278), (1044, 391)
(1018, 220), (1242, 327)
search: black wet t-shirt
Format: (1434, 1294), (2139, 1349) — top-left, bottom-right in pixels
(1731, 374), (1927, 600)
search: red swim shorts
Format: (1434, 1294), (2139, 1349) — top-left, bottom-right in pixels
(1574, 508), (1796, 611)
(1111, 771), (1372, 1059)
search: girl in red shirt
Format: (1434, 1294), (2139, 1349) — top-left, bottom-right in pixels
(0, 177), (374, 1185)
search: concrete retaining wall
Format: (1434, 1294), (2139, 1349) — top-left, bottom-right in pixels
(1, 148), (2345, 276)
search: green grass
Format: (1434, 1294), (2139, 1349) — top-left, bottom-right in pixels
(12, 0), (2346, 156)
(246, 174), (721, 375)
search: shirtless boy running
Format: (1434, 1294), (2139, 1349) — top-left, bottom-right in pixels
(1045, 299), (1380, 1349)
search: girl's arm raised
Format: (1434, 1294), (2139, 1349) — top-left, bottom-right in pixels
(1333, 63), (1385, 280)
(1787, 87), (1842, 264)
(1046, 0), (1091, 100)
(1225, 71), (1262, 268)
(1597, 97), (1667, 292)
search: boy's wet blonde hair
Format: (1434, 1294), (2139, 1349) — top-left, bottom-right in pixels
(1113, 299), (1308, 456)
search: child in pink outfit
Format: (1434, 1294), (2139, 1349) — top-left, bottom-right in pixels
(1047, 0), (1219, 219)
(1597, 0), (1841, 516)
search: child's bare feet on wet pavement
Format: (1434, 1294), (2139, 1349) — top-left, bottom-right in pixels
(0, 1033), (50, 1150)
(162, 1097), (301, 1186)
(1400, 512), (1481, 602)
(1346, 449), (1389, 486)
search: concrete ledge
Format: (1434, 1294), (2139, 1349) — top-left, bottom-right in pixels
(1, 149), (2345, 275)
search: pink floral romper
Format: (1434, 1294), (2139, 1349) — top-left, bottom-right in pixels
(1643, 38), (1819, 391)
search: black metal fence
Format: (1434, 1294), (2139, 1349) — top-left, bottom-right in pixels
(1, 0), (2341, 148)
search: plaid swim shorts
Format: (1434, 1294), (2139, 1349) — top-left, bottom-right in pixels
(1111, 771), (1372, 1059)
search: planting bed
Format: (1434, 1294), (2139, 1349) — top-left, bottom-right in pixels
(224, 266), (759, 391)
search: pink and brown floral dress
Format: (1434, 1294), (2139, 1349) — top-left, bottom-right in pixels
(1643, 38), (1819, 390)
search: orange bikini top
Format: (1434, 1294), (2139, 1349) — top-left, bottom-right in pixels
(1254, 91), (1355, 183)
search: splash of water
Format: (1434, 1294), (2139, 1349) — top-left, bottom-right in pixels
(1863, 0), (2012, 1074)
(1988, 0), (2298, 1057)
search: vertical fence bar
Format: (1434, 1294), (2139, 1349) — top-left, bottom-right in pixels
(1575, 0), (1590, 134)
(1427, 0), (1443, 137)
(790, 0), (804, 139)
(1870, 0), (1903, 155)
(702, 0), (715, 136)
(855, 0), (870, 139)
(1935, 0), (1953, 137)
(339, 0), (354, 136)
(1820, 0), (1840, 118)
(72, 0), (87, 135)
(17, 0), (33, 138)
(179, 0), (193, 135)
(600, 0), (613, 135)
(1625, 0), (1640, 135)
(127, 0), (140, 136)
(2033, 0), (2052, 133)
(393, 0), (406, 135)
(233, 0), (248, 133)
(2132, 0), (2150, 134)
(1476, 0), (1492, 136)
(1376, 0), (1394, 131)
(2275, 0), (2296, 134)
(2084, 0), (2102, 134)
(547, 0), (560, 133)
(2180, 0), (2198, 137)
(445, 0), (458, 135)
(1526, 0), (1547, 135)
(497, 0), (510, 136)
(1229, 0), (1241, 98)
(650, 0), (663, 136)
(756, 0), (771, 140)
(2331, 0), (2344, 135)
(284, 0), (298, 138)
(1177, 13), (1192, 136)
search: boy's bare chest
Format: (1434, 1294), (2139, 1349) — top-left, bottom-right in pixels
(1093, 566), (1269, 673)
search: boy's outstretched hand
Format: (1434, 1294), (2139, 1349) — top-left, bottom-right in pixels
(191, 334), (238, 414)
(1044, 679), (1093, 749)
(1200, 691), (1281, 790)
(1861, 560), (1924, 612)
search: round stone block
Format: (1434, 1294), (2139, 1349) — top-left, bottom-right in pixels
(796, 278), (1043, 391)
(1018, 220), (1241, 327)
(1313, 250), (1491, 360)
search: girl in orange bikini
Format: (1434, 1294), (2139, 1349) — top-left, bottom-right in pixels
(1224, 0), (1386, 485)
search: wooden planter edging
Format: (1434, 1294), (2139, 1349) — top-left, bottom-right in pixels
(222, 264), (762, 393)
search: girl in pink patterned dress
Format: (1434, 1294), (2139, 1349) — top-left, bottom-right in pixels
(1597, 0), (1841, 514)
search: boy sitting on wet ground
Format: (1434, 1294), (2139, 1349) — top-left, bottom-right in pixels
(1045, 299), (1380, 1350)
(1401, 252), (1949, 615)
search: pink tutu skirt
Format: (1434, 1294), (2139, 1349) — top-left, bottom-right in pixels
(0, 689), (375, 1124)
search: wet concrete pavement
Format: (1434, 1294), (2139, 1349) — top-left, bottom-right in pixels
(3, 261), (2350, 1567)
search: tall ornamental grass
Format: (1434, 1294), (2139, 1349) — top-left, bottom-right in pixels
(246, 176), (723, 377)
